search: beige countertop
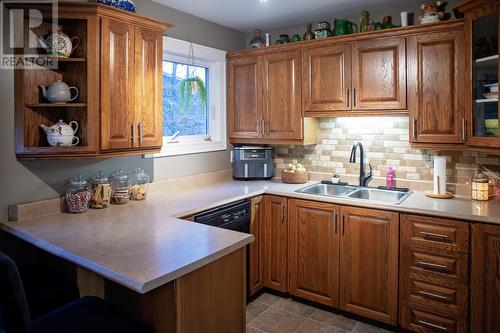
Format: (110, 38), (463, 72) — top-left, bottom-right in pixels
(2, 171), (500, 294)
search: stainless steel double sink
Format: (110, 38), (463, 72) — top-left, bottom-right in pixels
(296, 183), (412, 205)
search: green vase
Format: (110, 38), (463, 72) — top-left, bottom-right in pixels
(359, 10), (370, 33)
(333, 19), (358, 36)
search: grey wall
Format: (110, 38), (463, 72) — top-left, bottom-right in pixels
(245, 0), (462, 46)
(0, 0), (245, 221)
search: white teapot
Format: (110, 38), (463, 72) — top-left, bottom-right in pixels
(40, 120), (79, 147)
(39, 80), (79, 103)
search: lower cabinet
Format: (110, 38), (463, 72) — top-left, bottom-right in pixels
(263, 195), (288, 292)
(339, 206), (399, 325)
(471, 223), (500, 333)
(248, 196), (265, 296)
(288, 199), (340, 307)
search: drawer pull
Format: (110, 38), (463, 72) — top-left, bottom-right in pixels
(418, 320), (447, 331)
(418, 290), (448, 300)
(419, 231), (449, 240)
(418, 261), (448, 270)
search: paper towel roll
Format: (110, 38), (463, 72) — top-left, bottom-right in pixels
(434, 156), (447, 194)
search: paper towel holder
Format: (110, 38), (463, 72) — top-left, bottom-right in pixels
(425, 176), (454, 199)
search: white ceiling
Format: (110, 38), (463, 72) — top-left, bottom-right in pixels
(153, 0), (422, 33)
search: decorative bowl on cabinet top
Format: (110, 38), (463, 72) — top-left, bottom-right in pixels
(37, 25), (81, 58)
(40, 119), (79, 147)
(39, 80), (79, 104)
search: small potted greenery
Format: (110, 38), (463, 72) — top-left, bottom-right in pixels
(179, 75), (207, 114)
(331, 173), (341, 184)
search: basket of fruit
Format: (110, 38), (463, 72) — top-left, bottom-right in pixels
(281, 163), (308, 184)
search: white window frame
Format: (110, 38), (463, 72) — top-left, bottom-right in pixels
(146, 36), (227, 158)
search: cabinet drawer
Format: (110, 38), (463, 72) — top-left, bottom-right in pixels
(403, 246), (468, 284)
(404, 278), (467, 316)
(401, 302), (466, 333)
(401, 215), (469, 253)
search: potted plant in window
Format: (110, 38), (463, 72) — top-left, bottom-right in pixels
(179, 76), (207, 113)
(179, 41), (208, 114)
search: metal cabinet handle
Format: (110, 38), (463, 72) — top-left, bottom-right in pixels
(461, 118), (466, 142)
(418, 261), (448, 270)
(138, 122), (143, 145)
(131, 122), (135, 144)
(413, 118), (417, 141)
(346, 89), (350, 108)
(419, 231), (449, 240)
(333, 211), (337, 234)
(262, 120), (265, 136)
(256, 120), (260, 136)
(418, 290), (448, 300)
(353, 88), (356, 107)
(341, 215), (345, 236)
(418, 320), (447, 331)
(281, 203), (285, 223)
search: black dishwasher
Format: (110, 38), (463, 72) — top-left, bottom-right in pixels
(193, 199), (250, 233)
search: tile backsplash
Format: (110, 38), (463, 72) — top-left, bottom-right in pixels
(273, 117), (500, 193)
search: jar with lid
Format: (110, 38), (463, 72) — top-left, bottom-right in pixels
(110, 169), (131, 205)
(130, 168), (150, 200)
(472, 170), (490, 201)
(90, 172), (111, 209)
(65, 174), (91, 213)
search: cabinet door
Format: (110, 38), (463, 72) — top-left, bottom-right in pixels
(339, 206), (399, 325)
(263, 195), (288, 292)
(288, 199), (340, 307)
(303, 45), (351, 112)
(227, 57), (261, 139)
(471, 224), (500, 333)
(262, 51), (303, 140)
(249, 196), (265, 296)
(134, 27), (163, 148)
(408, 30), (465, 144)
(351, 37), (406, 110)
(100, 18), (135, 150)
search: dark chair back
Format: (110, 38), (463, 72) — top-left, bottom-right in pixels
(0, 252), (33, 333)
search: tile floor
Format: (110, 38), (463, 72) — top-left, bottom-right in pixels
(246, 293), (395, 333)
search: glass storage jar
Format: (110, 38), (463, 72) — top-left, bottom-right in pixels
(90, 171), (111, 209)
(65, 174), (91, 213)
(110, 169), (131, 205)
(130, 167), (149, 201)
(472, 170), (490, 201)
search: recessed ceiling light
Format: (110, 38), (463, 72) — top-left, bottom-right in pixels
(260, 0), (267, 2)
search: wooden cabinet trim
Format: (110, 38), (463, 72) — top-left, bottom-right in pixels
(249, 196), (265, 296)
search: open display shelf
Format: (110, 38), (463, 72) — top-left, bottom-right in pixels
(15, 12), (95, 157)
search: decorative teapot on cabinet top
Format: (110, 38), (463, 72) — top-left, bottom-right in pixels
(39, 80), (79, 103)
(40, 119), (79, 147)
(37, 25), (81, 58)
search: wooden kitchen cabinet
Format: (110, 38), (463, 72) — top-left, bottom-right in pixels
(263, 195), (288, 292)
(303, 44), (351, 113)
(227, 51), (318, 145)
(14, 3), (170, 159)
(351, 37), (406, 111)
(101, 21), (164, 151)
(100, 19), (135, 151)
(288, 199), (340, 307)
(248, 196), (265, 296)
(471, 223), (500, 333)
(227, 56), (261, 140)
(262, 51), (303, 140)
(408, 29), (465, 144)
(339, 206), (399, 325)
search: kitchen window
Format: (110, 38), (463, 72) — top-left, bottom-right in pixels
(148, 37), (227, 157)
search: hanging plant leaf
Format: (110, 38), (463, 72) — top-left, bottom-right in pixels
(179, 76), (207, 115)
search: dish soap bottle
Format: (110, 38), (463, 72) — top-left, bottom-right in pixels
(386, 166), (396, 189)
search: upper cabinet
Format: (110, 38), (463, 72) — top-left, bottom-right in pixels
(303, 37), (406, 116)
(14, 3), (170, 159)
(351, 37), (406, 111)
(303, 44), (351, 112)
(228, 52), (318, 145)
(408, 28), (465, 144)
(458, 0), (500, 149)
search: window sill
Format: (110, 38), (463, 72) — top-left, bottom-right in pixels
(144, 141), (227, 158)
